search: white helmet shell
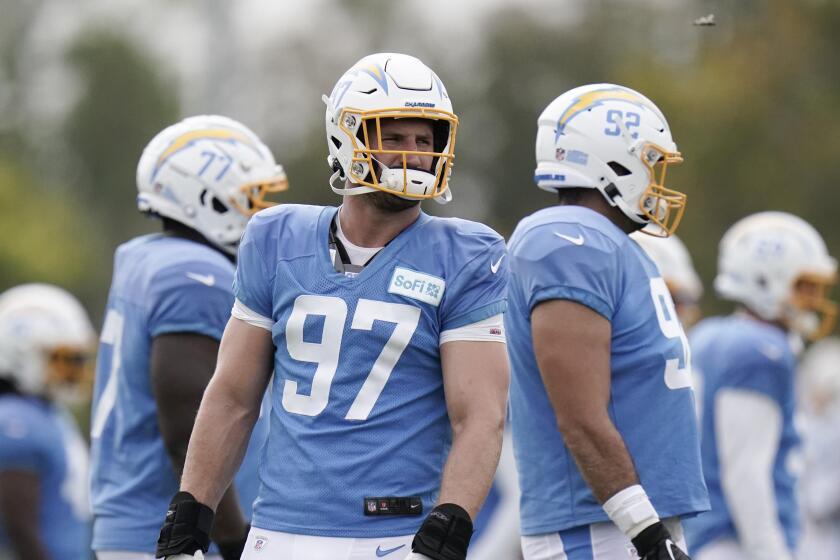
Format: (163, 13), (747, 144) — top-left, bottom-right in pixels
(136, 115), (288, 254)
(324, 53), (458, 204)
(535, 84), (685, 236)
(715, 212), (837, 339)
(0, 284), (95, 397)
(631, 233), (703, 303)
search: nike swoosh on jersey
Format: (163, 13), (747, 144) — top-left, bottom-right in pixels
(376, 544), (406, 557)
(490, 255), (506, 274)
(185, 272), (216, 286)
(554, 232), (585, 246)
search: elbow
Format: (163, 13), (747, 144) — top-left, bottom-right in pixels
(451, 405), (506, 440)
(554, 409), (611, 447)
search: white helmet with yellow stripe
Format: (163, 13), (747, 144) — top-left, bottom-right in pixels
(324, 53), (458, 203)
(136, 115), (288, 255)
(715, 211), (838, 341)
(535, 83), (685, 237)
(0, 284), (95, 402)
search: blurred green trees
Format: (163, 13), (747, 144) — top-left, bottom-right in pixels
(1, 0), (839, 323)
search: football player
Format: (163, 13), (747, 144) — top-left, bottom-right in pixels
(685, 212), (837, 560)
(797, 338), (840, 559)
(0, 283), (95, 560)
(631, 233), (703, 328)
(90, 115), (287, 560)
(507, 84), (709, 560)
(155, 53), (510, 560)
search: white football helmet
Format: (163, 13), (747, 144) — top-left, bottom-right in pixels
(798, 337), (840, 415)
(136, 115), (288, 255)
(535, 84), (685, 237)
(715, 212), (837, 340)
(0, 284), (95, 402)
(324, 53), (458, 203)
(631, 233), (703, 302)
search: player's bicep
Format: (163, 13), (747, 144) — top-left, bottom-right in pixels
(531, 299), (612, 427)
(441, 340), (509, 430)
(211, 317), (274, 409)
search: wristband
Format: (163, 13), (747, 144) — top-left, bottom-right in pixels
(156, 491), (214, 558)
(411, 503), (473, 560)
(602, 485), (659, 539)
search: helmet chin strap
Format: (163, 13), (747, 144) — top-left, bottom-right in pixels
(329, 158), (443, 202)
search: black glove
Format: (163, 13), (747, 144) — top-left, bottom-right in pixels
(156, 492), (214, 559)
(411, 503), (473, 560)
(216, 525), (249, 560)
(631, 522), (691, 560)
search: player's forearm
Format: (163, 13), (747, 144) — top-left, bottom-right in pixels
(211, 484), (247, 544)
(559, 415), (639, 504)
(180, 377), (259, 509)
(438, 412), (505, 518)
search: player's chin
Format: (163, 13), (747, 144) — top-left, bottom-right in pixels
(366, 190), (421, 213)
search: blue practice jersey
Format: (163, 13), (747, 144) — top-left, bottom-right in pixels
(234, 204), (508, 537)
(684, 315), (800, 552)
(0, 395), (90, 559)
(90, 234), (268, 552)
(506, 206), (709, 535)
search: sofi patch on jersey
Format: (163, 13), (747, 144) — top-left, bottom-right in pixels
(388, 267), (445, 306)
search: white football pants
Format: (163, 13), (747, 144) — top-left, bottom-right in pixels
(694, 538), (752, 560)
(240, 528), (416, 559)
(96, 553), (221, 560)
(521, 518), (686, 560)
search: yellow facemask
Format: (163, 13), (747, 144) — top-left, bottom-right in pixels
(338, 107), (459, 199)
(789, 272), (838, 341)
(229, 173), (289, 217)
(637, 143), (686, 238)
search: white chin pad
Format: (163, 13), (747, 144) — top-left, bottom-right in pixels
(380, 167), (437, 198)
(792, 310), (820, 337)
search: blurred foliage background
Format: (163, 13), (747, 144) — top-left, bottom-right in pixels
(1, 0), (839, 326)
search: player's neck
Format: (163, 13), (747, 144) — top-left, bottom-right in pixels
(161, 218), (234, 263)
(339, 196), (421, 248)
(558, 190), (640, 235)
(736, 307), (789, 333)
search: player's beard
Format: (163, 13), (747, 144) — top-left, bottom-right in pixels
(365, 191), (421, 213)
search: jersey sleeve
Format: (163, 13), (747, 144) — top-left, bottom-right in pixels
(0, 411), (44, 473)
(147, 260), (235, 341)
(511, 225), (621, 320)
(440, 239), (509, 331)
(233, 217), (273, 319)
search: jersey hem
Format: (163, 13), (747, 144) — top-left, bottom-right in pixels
(443, 300), (507, 331)
(520, 503), (709, 536)
(529, 286), (612, 319)
(150, 322), (224, 340)
(250, 518), (424, 538)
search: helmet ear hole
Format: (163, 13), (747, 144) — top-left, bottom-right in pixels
(211, 197), (229, 214)
(607, 162), (632, 177)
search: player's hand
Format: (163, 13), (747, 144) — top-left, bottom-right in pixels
(410, 503), (473, 560)
(631, 522), (691, 560)
(156, 491), (214, 559)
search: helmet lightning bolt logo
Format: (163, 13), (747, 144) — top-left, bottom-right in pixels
(555, 88), (659, 140)
(151, 129), (258, 180)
